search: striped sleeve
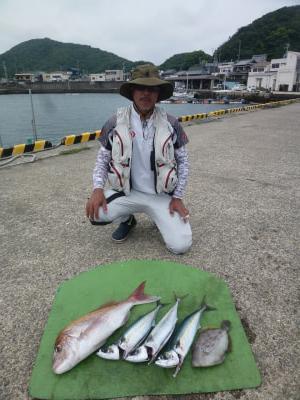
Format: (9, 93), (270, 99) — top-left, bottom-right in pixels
(92, 146), (111, 190)
(173, 145), (189, 198)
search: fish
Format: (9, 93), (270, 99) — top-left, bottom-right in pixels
(96, 302), (163, 360)
(155, 298), (215, 377)
(192, 320), (231, 367)
(52, 281), (160, 374)
(125, 296), (181, 363)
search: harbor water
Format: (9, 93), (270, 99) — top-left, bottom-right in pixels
(0, 93), (239, 147)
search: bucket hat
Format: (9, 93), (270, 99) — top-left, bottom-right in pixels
(120, 64), (173, 101)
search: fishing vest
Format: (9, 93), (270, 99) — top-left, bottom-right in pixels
(107, 106), (177, 195)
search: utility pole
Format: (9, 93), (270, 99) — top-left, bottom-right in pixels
(284, 43), (290, 57)
(29, 89), (38, 141)
(237, 40), (241, 61)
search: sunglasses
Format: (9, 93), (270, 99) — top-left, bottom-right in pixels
(135, 85), (160, 93)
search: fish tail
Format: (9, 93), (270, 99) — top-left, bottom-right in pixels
(200, 295), (216, 312)
(128, 281), (160, 304)
(173, 292), (189, 302)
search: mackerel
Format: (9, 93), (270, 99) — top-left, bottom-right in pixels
(125, 296), (181, 363)
(155, 299), (215, 377)
(96, 302), (162, 360)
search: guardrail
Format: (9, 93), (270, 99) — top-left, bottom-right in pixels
(0, 130), (101, 159)
(178, 98), (298, 122)
(0, 99), (298, 160)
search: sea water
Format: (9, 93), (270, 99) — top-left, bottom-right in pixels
(0, 93), (237, 147)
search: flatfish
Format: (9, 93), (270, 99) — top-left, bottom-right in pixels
(192, 320), (231, 367)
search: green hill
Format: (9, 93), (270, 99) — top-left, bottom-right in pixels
(215, 5), (300, 61)
(0, 38), (148, 78)
(1, 6), (299, 78)
(159, 50), (212, 71)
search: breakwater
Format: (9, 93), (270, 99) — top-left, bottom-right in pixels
(1, 81), (299, 103)
(0, 80), (122, 94)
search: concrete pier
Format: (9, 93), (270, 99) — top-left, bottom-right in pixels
(0, 102), (299, 399)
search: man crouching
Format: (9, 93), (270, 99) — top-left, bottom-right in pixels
(86, 64), (192, 254)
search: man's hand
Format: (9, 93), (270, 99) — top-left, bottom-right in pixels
(169, 197), (190, 223)
(85, 188), (107, 220)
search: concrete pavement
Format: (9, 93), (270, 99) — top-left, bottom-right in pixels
(0, 102), (299, 399)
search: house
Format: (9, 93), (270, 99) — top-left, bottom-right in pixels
(247, 51), (300, 91)
(217, 62), (235, 75)
(42, 71), (71, 82)
(89, 73), (106, 82)
(14, 73), (35, 82)
(247, 61), (275, 90)
(105, 70), (124, 81)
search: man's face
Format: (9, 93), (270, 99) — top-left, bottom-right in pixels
(132, 85), (160, 115)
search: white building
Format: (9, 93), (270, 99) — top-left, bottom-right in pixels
(247, 51), (300, 92)
(105, 70), (124, 81)
(42, 71), (71, 82)
(247, 62), (276, 91)
(14, 73), (36, 82)
(89, 70), (124, 82)
(217, 62), (234, 74)
(89, 73), (106, 82)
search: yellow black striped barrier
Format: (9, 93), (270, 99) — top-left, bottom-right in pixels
(0, 139), (53, 159)
(1, 99), (298, 159)
(0, 130), (102, 159)
(61, 130), (101, 146)
(178, 98), (298, 123)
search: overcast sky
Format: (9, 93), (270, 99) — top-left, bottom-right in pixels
(0, 0), (299, 65)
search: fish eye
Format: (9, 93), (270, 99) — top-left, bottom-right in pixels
(55, 345), (62, 353)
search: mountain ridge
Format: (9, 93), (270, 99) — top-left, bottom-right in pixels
(0, 5), (299, 77)
(215, 5), (300, 61)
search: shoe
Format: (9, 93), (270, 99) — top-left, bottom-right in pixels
(112, 215), (137, 242)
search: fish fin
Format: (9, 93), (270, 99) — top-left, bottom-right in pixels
(203, 325), (217, 330)
(148, 354), (156, 365)
(95, 301), (118, 309)
(221, 320), (231, 331)
(147, 346), (157, 364)
(198, 326), (216, 333)
(128, 281), (160, 304)
(227, 334), (232, 353)
(158, 301), (170, 308)
(173, 360), (182, 378)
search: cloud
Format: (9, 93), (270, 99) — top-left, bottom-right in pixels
(0, 0), (298, 64)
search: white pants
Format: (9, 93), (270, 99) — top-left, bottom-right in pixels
(92, 189), (192, 254)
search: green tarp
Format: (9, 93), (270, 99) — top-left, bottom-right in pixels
(29, 260), (261, 399)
